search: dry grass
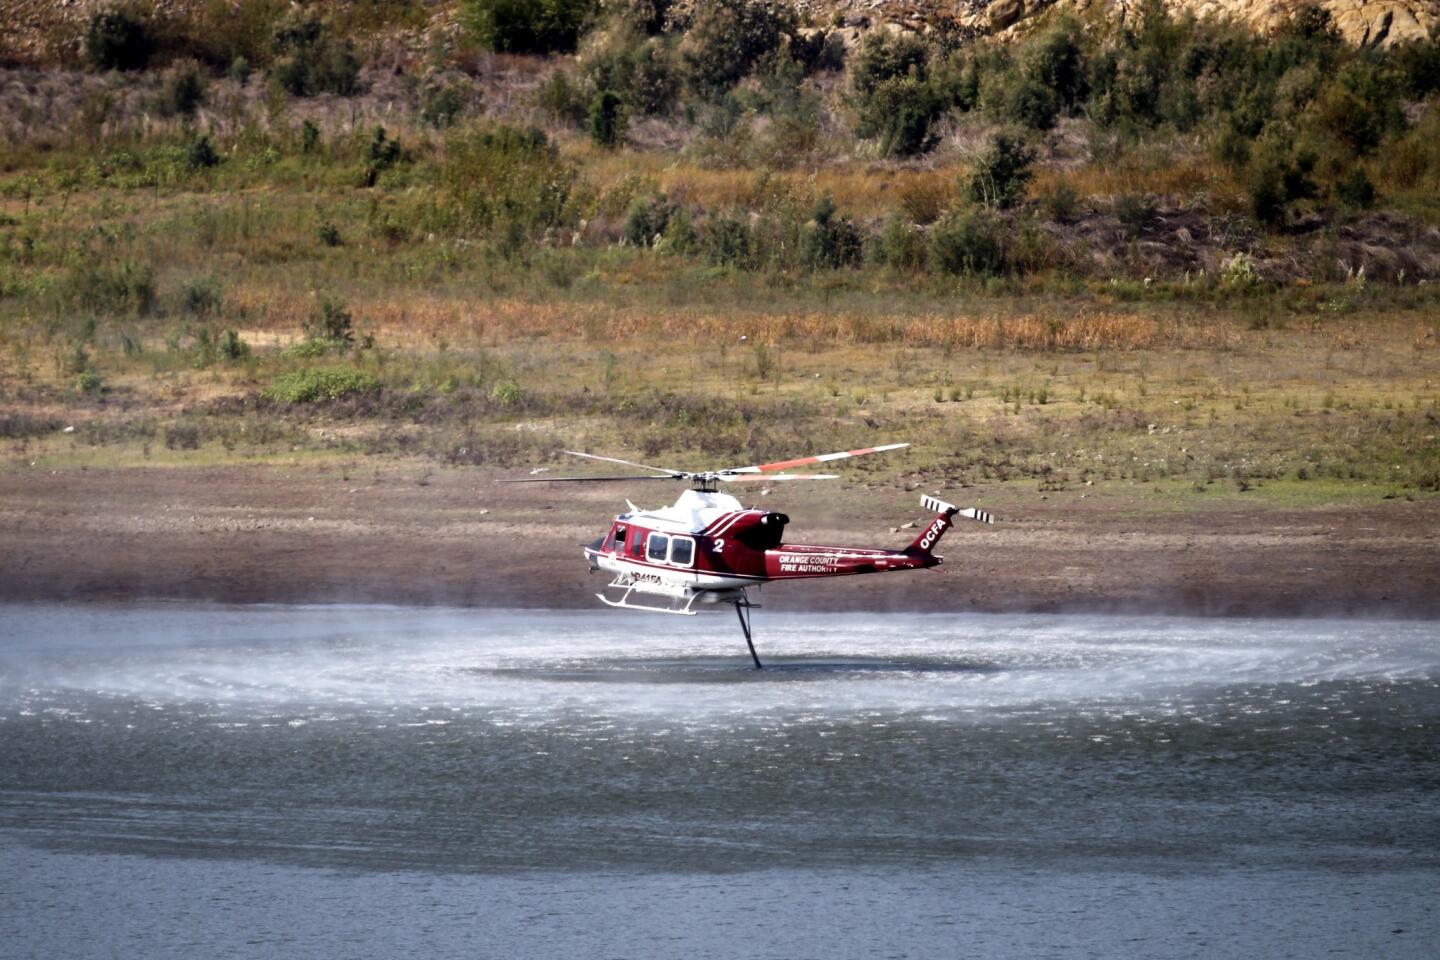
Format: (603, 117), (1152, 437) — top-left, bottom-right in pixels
(242, 296), (1244, 354)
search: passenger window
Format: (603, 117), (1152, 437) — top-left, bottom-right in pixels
(669, 537), (694, 566)
(647, 533), (669, 563)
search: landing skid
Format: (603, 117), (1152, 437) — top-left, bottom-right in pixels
(595, 585), (699, 615)
(595, 575), (764, 668)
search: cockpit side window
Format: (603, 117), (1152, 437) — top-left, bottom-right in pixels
(606, 524), (626, 551)
(646, 533), (669, 563)
(629, 530), (647, 558)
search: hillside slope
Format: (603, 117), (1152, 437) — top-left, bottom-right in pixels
(3, 0), (1435, 66)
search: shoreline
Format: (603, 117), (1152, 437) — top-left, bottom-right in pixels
(5, 594), (1438, 623)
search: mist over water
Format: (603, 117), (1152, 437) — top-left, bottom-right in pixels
(2, 603), (1437, 959)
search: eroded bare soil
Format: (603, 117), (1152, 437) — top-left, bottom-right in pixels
(3, 462), (1437, 617)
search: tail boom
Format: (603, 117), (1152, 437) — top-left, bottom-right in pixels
(905, 495), (993, 559)
(759, 495), (993, 580)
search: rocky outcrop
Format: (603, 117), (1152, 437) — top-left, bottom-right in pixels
(3, 0), (1436, 68)
(804, 0), (1437, 47)
(1154, 0), (1437, 47)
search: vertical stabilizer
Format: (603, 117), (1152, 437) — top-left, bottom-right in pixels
(907, 495), (993, 557)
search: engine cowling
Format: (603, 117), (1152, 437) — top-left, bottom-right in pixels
(729, 512), (789, 551)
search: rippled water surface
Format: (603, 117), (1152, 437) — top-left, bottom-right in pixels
(1, 604), (1436, 959)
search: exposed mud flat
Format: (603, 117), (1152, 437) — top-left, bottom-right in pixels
(2, 464), (1437, 616)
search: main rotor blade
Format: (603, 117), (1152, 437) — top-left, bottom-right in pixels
(721, 443), (910, 475)
(497, 475), (679, 483)
(718, 473), (838, 482)
(563, 450), (684, 477)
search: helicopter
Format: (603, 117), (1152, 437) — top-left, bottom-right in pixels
(502, 443), (994, 668)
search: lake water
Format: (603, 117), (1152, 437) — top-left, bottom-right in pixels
(1, 604), (1436, 959)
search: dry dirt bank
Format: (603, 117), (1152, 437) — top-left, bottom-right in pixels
(2, 462), (1438, 618)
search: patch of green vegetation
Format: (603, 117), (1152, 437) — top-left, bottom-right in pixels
(263, 367), (379, 403)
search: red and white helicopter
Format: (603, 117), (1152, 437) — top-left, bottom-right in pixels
(504, 443), (993, 667)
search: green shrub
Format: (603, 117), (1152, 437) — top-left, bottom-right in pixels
(1315, 60), (1404, 155)
(1334, 167), (1376, 209)
(898, 177), (951, 226)
(623, 192), (674, 247)
(580, 25), (680, 116)
(263, 367), (379, 403)
(440, 125), (574, 239)
(184, 0), (286, 71)
(165, 421), (201, 449)
(217, 329), (250, 361)
(187, 135), (221, 170)
(1219, 251), (1261, 288)
(269, 13), (362, 97)
(874, 214), (928, 271)
(802, 195), (863, 269)
(86, 8), (154, 71)
(62, 260), (157, 316)
(318, 220), (343, 247)
(850, 32), (947, 156)
(1249, 164), (1287, 228)
(462, 0), (597, 54)
(270, 55), (308, 95)
(850, 31), (930, 99)
(702, 212), (755, 268)
(929, 50), (981, 112)
(628, 36), (681, 113)
(854, 76), (944, 157)
(181, 276), (222, 315)
(1214, 126), (1252, 170)
(1040, 181), (1080, 222)
(535, 71), (589, 125)
(229, 56), (253, 84)
(304, 297), (355, 346)
(311, 38), (362, 95)
(589, 90), (626, 147)
(605, 0), (669, 35)
(490, 380), (525, 407)
(65, 344), (94, 376)
(363, 127), (402, 186)
(1023, 18), (1088, 113)
(421, 82), (469, 129)
(1394, 25), (1440, 98)
(1087, 49), (1152, 128)
(1249, 138), (1317, 227)
(1114, 193), (1157, 235)
(792, 28), (846, 74)
(285, 339), (337, 359)
(1278, 3), (1343, 46)
(678, 0), (796, 99)
(163, 60), (209, 117)
(657, 206), (697, 255)
(75, 370), (104, 396)
(1275, 64), (1324, 116)
(966, 131), (1035, 210)
(930, 209), (1004, 276)
(743, 49), (810, 117)
(300, 119), (321, 153)
(998, 75), (1060, 130)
